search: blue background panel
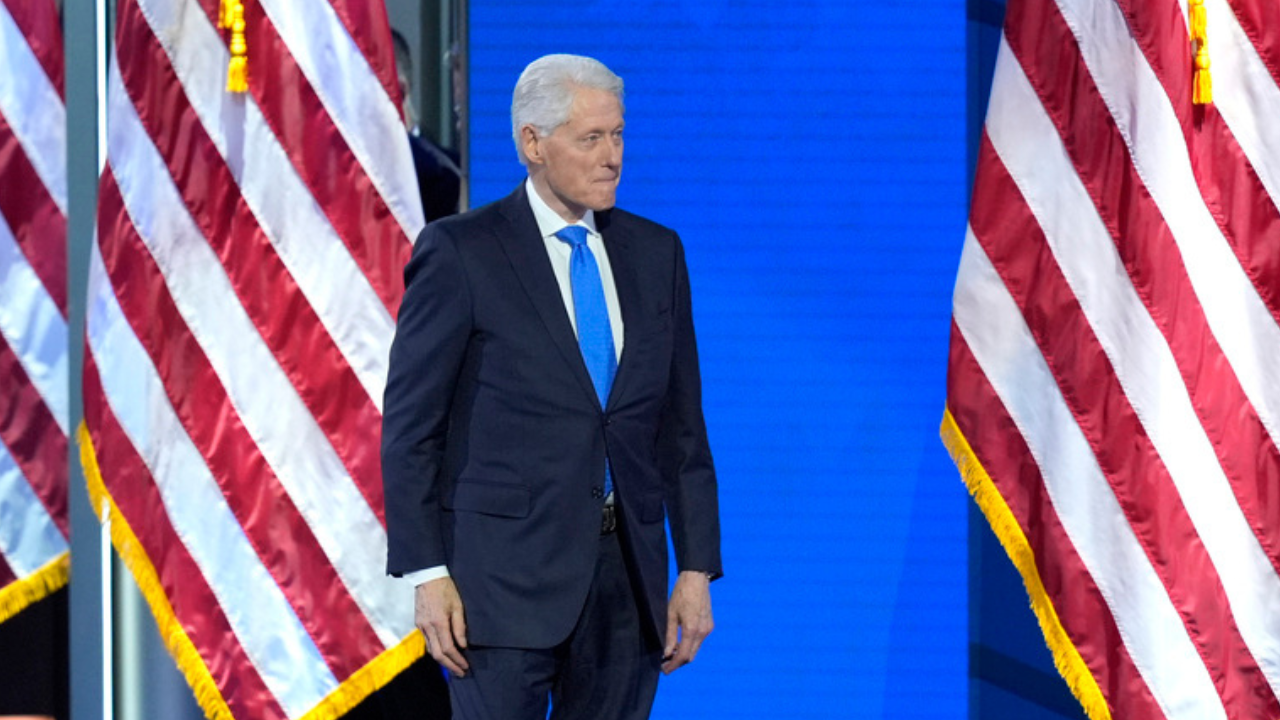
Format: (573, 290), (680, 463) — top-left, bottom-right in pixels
(469, 2), (969, 717)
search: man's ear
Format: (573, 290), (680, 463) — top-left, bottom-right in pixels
(520, 125), (543, 165)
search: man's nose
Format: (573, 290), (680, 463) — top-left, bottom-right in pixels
(603, 138), (622, 167)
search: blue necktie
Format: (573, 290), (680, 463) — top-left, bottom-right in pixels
(555, 225), (617, 496)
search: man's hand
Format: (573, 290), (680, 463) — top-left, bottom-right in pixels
(416, 577), (469, 677)
(662, 570), (714, 674)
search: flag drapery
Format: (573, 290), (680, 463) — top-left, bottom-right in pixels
(943, 0), (1280, 719)
(0, 0), (70, 624)
(81, 0), (426, 717)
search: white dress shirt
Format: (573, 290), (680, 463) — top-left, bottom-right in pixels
(404, 178), (625, 588)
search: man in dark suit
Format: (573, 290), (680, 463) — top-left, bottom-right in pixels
(382, 53), (721, 720)
(390, 28), (461, 223)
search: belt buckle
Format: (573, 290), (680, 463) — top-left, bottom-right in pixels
(601, 504), (617, 535)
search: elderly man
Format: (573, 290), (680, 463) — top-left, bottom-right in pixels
(382, 53), (722, 720)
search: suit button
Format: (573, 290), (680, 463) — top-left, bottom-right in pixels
(591, 487), (604, 499)
(603, 415), (612, 426)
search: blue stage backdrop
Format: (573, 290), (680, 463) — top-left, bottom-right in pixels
(468, 3), (968, 717)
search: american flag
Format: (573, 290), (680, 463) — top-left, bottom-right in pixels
(81, 0), (426, 717)
(0, 0), (69, 624)
(944, 0), (1280, 718)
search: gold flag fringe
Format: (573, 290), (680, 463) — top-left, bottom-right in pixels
(0, 552), (69, 624)
(941, 408), (1113, 720)
(79, 422), (426, 720)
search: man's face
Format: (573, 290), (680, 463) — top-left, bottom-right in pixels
(524, 86), (624, 221)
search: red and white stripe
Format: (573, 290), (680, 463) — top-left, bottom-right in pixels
(944, 0), (1280, 718)
(83, 0), (425, 717)
(0, 0), (69, 623)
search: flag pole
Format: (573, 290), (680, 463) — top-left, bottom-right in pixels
(96, 0), (108, 175)
(101, 500), (113, 720)
(96, 0), (112, 713)
(68, 0), (110, 716)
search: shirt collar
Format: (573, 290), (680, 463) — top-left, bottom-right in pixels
(525, 177), (598, 239)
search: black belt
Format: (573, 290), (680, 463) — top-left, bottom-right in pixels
(601, 504), (617, 535)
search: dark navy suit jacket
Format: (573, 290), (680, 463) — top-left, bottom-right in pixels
(382, 184), (721, 648)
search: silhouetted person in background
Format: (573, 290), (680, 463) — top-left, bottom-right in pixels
(392, 29), (461, 223)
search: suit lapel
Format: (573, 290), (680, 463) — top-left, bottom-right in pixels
(598, 210), (640, 412)
(494, 185), (602, 408)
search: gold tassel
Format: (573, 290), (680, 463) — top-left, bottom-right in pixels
(1190, 0), (1212, 105)
(1194, 51), (1212, 104)
(218, 0), (233, 29)
(226, 1), (248, 93)
(1190, 0), (1206, 37)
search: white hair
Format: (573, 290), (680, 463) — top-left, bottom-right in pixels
(511, 54), (624, 166)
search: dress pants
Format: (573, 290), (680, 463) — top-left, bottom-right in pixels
(448, 529), (663, 720)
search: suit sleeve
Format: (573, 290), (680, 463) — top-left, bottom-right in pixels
(381, 224), (472, 576)
(657, 234), (723, 579)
